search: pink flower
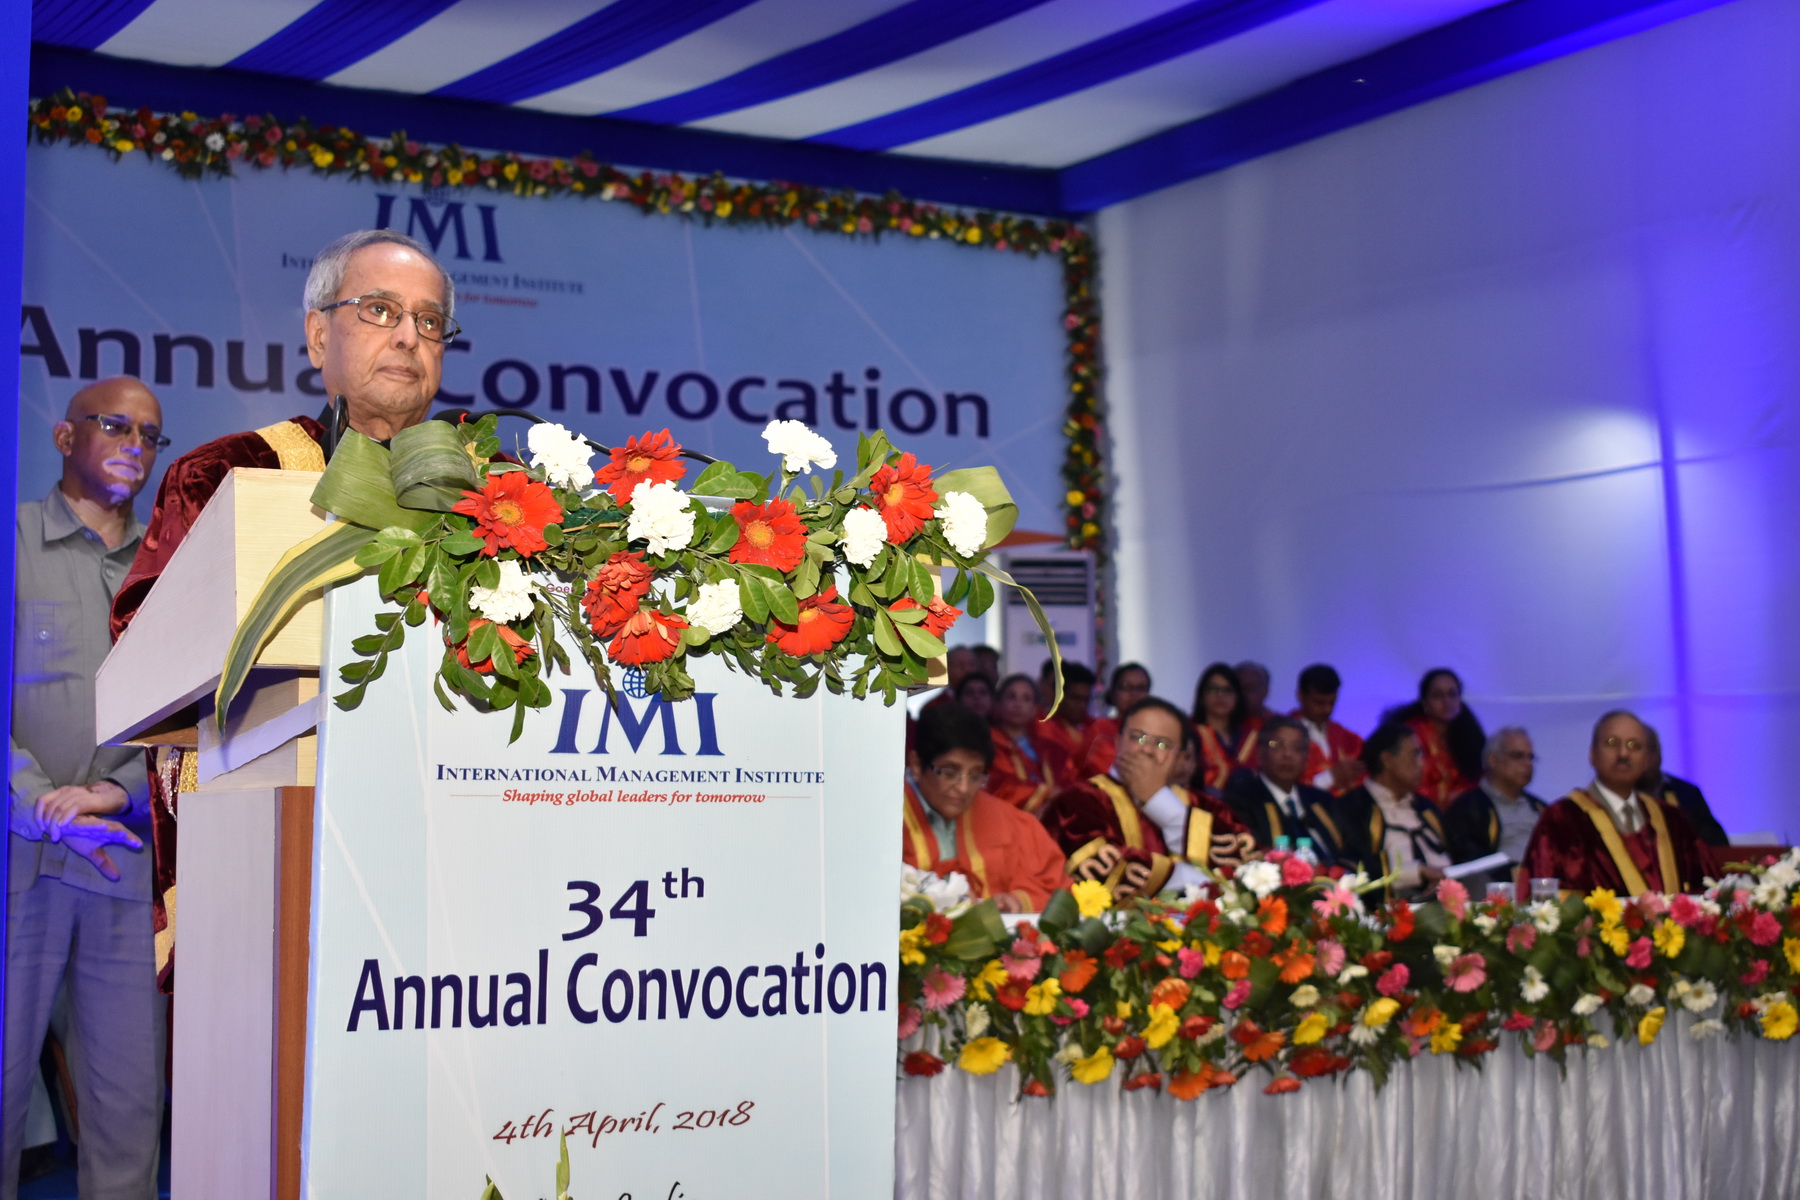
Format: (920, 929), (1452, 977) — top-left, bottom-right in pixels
(1502, 1011), (1533, 1032)
(1436, 878), (1469, 920)
(1445, 953), (1487, 993)
(1626, 938), (1653, 969)
(1533, 1021), (1559, 1052)
(1176, 947), (1207, 979)
(1575, 936), (1591, 958)
(921, 968), (966, 1012)
(1733, 888), (1751, 909)
(1001, 953), (1041, 981)
(1377, 964), (1410, 997)
(1281, 856), (1315, 888)
(1742, 959), (1770, 985)
(897, 1004), (921, 1040)
(1052, 997), (1091, 1026)
(1010, 937), (1037, 957)
(1506, 923), (1538, 955)
(1315, 939), (1346, 977)
(1669, 894), (1702, 927)
(1222, 980), (1251, 1010)
(1749, 912), (1782, 946)
(1636, 893), (1669, 921)
(1313, 887), (1355, 918)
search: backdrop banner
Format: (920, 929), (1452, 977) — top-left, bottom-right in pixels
(18, 144), (1066, 545)
(305, 572), (903, 1197)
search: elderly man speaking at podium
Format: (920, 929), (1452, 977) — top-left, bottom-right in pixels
(109, 228), (458, 988)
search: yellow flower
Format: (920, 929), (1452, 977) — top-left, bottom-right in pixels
(1144, 1003), (1180, 1050)
(1066, 489), (1085, 506)
(447, 169), (464, 185)
(1585, 888), (1623, 927)
(1653, 919), (1685, 959)
(311, 148), (334, 168)
(1023, 979), (1063, 1016)
(899, 925), (927, 966)
(1637, 1006), (1667, 1046)
(1363, 998), (1400, 1028)
(112, 139), (134, 152)
(382, 154), (398, 167)
(1293, 1012), (1330, 1046)
(909, 224), (925, 236)
(1599, 925), (1630, 957)
(1156, 937), (1181, 953)
(1429, 1022), (1464, 1054)
(1071, 879), (1112, 919)
(1761, 1000), (1798, 1041)
(1071, 1045), (1115, 1085)
(503, 161), (520, 180)
(965, 227), (982, 244)
(970, 959), (1009, 1001)
(716, 200), (733, 217)
(66, 106), (82, 121)
(1784, 937), (1800, 976)
(1203, 941), (1222, 967)
(958, 1036), (1011, 1075)
(1115, 1000), (1133, 1019)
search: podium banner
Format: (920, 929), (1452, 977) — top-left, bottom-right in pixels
(305, 573), (904, 1198)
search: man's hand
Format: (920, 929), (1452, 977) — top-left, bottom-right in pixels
(993, 892), (1022, 915)
(55, 816), (142, 883)
(36, 781), (129, 837)
(1116, 747), (1168, 805)
(1330, 760), (1368, 790)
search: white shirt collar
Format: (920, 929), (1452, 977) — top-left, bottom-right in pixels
(1591, 780), (1642, 833)
(1262, 773), (1301, 811)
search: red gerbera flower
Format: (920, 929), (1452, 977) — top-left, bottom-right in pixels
(453, 619), (535, 675)
(595, 429), (686, 504)
(607, 608), (688, 665)
(867, 452), (939, 544)
(890, 595), (961, 638)
(452, 470), (563, 557)
(766, 584), (854, 657)
(1123, 1072), (1162, 1092)
(901, 1051), (945, 1078)
(1020, 1078), (1052, 1098)
(1263, 1075), (1302, 1095)
(728, 498), (807, 572)
(581, 550), (654, 638)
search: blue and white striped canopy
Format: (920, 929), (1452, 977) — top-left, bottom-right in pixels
(35, 0), (1510, 170)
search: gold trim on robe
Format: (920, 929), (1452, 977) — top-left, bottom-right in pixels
(1568, 788), (1681, 896)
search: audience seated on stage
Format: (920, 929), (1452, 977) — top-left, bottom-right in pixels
(1342, 723), (1449, 899)
(1520, 711), (1708, 897)
(1037, 662), (1096, 782)
(1393, 668), (1486, 811)
(953, 672), (994, 721)
(1292, 663), (1366, 794)
(919, 645), (977, 715)
(1039, 698), (1253, 903)
(1639, 724), (1728, 847)
(1079, 661), (1151, 777)
(971, 644), (1000, 685)
(1235, 660), (1275, 727)
(901, 704), (1070, 913)
(986, 674), (1059, 814)
(1443, 727), (1547, 884)
(1189, 662), (1258, 794)
(1223, 717), (1378, 874)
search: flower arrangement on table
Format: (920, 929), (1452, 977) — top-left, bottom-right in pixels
(896, 849), (1800, 1096)
(216, 418), (1058, 731)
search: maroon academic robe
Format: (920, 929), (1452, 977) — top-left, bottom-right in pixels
(1518, 790), (1710, 898)
(111, 415), (327, 991)
(1040, 774), (1251, 897)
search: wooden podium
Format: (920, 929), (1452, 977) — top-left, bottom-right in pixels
(97, 468), (329, 1200)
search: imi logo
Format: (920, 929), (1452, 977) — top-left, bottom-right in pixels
(547, 689), (723, 757)
(374, 193), (502, 262)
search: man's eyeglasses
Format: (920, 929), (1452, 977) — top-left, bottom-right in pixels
(1601, 737), (1645, 752)
(1124, 730), (1175, 754)
(926, 764), (987, 787)
(77, 414), (170, 448)
(319, 294), (461, 344)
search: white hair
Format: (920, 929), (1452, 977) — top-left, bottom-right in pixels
(1483, 725), (1531, 764)
(303, 229), (454, 318)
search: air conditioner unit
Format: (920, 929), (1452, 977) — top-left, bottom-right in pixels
(997, 549), (1095, 680)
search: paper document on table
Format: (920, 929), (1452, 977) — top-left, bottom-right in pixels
(1444, 852), (1511, 880)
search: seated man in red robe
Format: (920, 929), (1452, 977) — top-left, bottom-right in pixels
(1291, 663), (1366, 794)
(1040, 697), (1254, 903)
(109, 228), (459, 988)
(1519, 710), (1709, 897)
(901, 704), (1071, 913)
(1034, 661), (1096, 783)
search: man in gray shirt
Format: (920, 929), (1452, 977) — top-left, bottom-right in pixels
(5, 378), (165, 1200)
(1443, 726), (1548, 885)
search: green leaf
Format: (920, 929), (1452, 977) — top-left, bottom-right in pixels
(793, 552), (820, 600)
(887, 604), (928, 625)
(468, 621), (500, 666)
(441, 529), (487, 556)
(974, 562), (1060, 712)
(907, 558), (935, 605)
(945, 569), (970, 606)
(738, 574), (771, 624)
(691, 460), (748, 497)
(895, 620), (946, 660)
(941, 899), (1007, 961)
(704, 512), (741, 554)
(872, 608), (904, 657)
(763, 581), (799, 625)
(932, 466), (1019, 553)
(967, 571), (996, 617)
(309, 432), (435, 533)
(1037, 889), (1079, 937)
(354, 542), (399, 568)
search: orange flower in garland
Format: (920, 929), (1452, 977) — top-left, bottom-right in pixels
(595, 429), (685, 503)
(1231, 1020), (1286, 1063)
(1058, 949), (1099, 995)
(868, 452), (938, 543)
(607, 608), (688, 665)
(453, 619), (535, 675)
(890, 595), (962, 638)
(582, 550), (654, 637)
(728, 498), (807, 572)
(767, 584), (854, 657)
(452, 470), (562, 557)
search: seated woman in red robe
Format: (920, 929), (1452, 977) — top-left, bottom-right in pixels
(1041, 698), (1254, 904)
(986, 673), (1060, 813)
(1391, 668), (1485, 811)
(1189, 662), (1258, 796)
(902, 704), (1071, 913)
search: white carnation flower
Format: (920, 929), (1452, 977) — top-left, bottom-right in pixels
(1196, 1022), (1226, 1046)
(1572, 993), (1603, 1017)
(625, 481), (696, 556)
(1528, 901), (1561, 934)
(919, 870), (971, 915)
(1433, 944), (1460, 967)
(468, 559), (535, 623)
(1751, 880), (1788, 910)
(526, 422), (595, 490)
(1677, 980), (1718, 1014)
(841, 506), (886, 568)
(1521, 966), (1549, 1004)
(1337, 965), (1370, 984)
(1340, 870), (1371, 891)
(1588, 1034), (1610, 1050)
(1689, 1019), (1725, 1040)
(1349, 1023), (1379, 1047)
(1625, 984), (1657, 1008)
(761, 420), (837, 474)
(1054, 1041), (1086, 1065)
(1764, 852), (1800, 890)
(900, 865), (929, 904)
(965, 1003), (991, 1039)
(686, 579), (743, 636)
(1474, 914), (1498, 935)
(934, 490), (988, 558)
(1237, 860), (1282, 899)
(1289, 985), (1320, 1008)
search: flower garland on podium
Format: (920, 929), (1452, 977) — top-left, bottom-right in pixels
(897, 850), (1800, 1096)
(216, 419), (1059, 730)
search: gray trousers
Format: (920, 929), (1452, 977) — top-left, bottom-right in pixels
(3, 877), (164, 1200)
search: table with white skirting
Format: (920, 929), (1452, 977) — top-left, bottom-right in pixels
(894, 1012), (1798, 1199)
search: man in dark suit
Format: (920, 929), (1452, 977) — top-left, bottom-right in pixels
(1443, 726), (1549, 885)
(1639, 725), (1728, 847)
(1225, 717), (1378, 873)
